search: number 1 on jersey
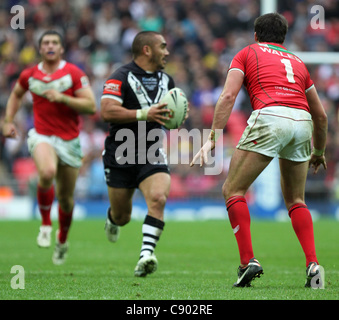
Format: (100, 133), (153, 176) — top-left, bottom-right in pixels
(281, 58), (295, 83)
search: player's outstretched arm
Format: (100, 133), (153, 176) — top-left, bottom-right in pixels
(190, 138), (215, 167)
(190, 70), (244, 167)
(2, 82), (26, 139)
(306, 86), (328, 174)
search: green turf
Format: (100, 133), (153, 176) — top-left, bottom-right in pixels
(0, 219), (338, 300)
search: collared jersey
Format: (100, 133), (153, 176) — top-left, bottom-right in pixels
(228, 42), (314, 112)
(18, 60), (90, 140)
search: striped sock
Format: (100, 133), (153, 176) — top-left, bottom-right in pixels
(139, 215), (164, 259)
(107, 207), (117, 225)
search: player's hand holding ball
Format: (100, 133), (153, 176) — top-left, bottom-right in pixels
(137, 87), (189, 128)
(160, 87), (188, 129)
(147, 102), (171, 126)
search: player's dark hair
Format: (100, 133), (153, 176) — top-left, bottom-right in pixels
(254, 13), (288, 44)
(38, 30), (64, 48)
(132, 31), (161, 58)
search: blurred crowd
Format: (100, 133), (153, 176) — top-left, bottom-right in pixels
(0, 0), (338, 202)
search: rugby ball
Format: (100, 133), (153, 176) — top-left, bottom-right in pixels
(160, 87), (188, 129)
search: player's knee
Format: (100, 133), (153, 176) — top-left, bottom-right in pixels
(283, 193), (305, 209)
(222, 180), (245, 201)
(58, 196), (74, 213)
(39, 166), (57, 184)
(285, 200), (306, 212)
(113, 212), (131, 226)
(222, 181), (231, 200)
(148, 192), (167, 211)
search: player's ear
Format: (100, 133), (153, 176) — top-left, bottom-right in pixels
(254, 32), (259, 42)
(143, 45), (152, 57)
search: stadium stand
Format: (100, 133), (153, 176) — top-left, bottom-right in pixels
(0, 0), (338, 205)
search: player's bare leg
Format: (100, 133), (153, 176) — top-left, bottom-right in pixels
(223, 149), (272, 200)
(134, 172), (170, 277)
(105, 187), (135, 242)
(56, 164), (78, 241)
(33, 143), (58, 248)
(139, 172), (170, 221)
(279, 158), (320, 286)
(223, 149), (272, 286)
(279, 159), (308, 209)
(52, 164), (78, 265)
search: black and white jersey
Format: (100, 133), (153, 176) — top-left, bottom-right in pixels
(101, 61), (175, 166)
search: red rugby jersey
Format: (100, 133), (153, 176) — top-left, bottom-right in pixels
(228, 42), (314, 112)
(18, 60), (90, 140)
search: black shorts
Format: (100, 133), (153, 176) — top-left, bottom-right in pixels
(103, 163), (170, 188)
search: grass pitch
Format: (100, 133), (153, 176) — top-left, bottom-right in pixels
(0, 218), (338, 301)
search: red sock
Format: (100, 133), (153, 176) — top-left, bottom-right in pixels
(226, 196), (254, 266)
(58, 206), (73, 244)
(37, 185), (54, 226)
(289, 203), (318, 266)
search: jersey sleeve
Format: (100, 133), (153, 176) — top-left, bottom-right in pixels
(70, 64), (90, 92)
(101, 70), (125, 104)
(17, 68), (32, 91)
(228, 46), (249, 75)
(304, 66), (314, 92)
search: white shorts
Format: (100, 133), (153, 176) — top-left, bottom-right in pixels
(237, 106), (313, 162)
(27, 128), (83, 168)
